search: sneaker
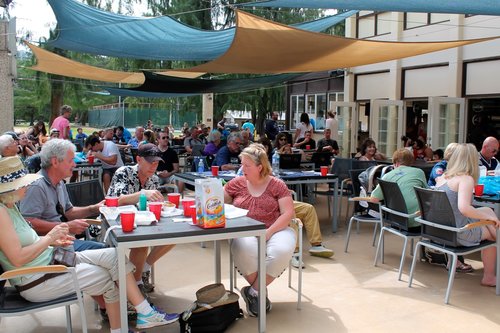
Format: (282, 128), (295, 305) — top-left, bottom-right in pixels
(99, 308), (109, 321)
(141, 271), (155, 293)
(266, 297), (272, 313)
(241, 286), (259, 317)
(291, 254), (305, 269)
(136, 306), (179, 329)
(309, 245), (334, 258)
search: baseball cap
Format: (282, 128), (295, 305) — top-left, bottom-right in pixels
(138, 143), (164, 163)
(4, 131), (19, 140)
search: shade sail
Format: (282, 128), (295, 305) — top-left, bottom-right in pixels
(245, 0), (500, 16)
(47, 0), (356, 61)
(181, 10), (495, 74)
(100, 71), (300, 97)
(25, 42), (202, 84)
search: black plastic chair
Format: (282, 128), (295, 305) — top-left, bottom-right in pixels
(409, 187), (499, 304)
(65, 179), (105, 213)
(310, 152), (333, 170)
(344, 169), (381, 252)
(374, 179), (422, 281)
(0, 264), (87, 333)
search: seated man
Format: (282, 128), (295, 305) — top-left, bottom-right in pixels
(368, 148), (427, 232)
(479, 136), (499, 172)
(156, 131), (180, 186)
(215, 132), (242, 171)
(292, 201), (334, 268)
(316, 129), (339, 155)
(85, 134), (124, 193)
(19, 139), (105, 251)
(293, 130), (316, 150)
(107, 143), (174, 294)
(184, 126), (206, 155)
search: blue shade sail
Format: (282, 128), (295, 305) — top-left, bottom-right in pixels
(244, 0), (500, 16)
(47, 0), (356, 61)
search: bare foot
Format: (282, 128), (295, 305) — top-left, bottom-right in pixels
(481, 277), (496, 287)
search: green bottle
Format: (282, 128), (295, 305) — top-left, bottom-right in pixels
(139, 189), (147, 211)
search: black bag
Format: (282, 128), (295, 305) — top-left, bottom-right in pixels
(179, 300), (243, 333)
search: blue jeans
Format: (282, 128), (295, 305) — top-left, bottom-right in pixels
(73, 239), (106, 251)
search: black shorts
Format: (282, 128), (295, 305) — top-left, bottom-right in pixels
(102, 167), (118, 178)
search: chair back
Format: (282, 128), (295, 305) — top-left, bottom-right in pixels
(331, 157), (353, 182)
(0, 264), (5, 293)
(130, 148), (138, 163)
(414, 187), (459, 247)
(352, 160), (378, 170)
(279, 153), (302, 169)
(377, 179), (411, 230)
(311, 152), (333, 169)
(66, 179), (105, 213)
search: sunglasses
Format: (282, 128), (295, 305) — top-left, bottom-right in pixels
(160, 137), (168, 140)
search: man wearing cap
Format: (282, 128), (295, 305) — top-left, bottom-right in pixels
(107, 143), (174, 294)
(19, 139), (105, 251)
(50, 105), (72, 140)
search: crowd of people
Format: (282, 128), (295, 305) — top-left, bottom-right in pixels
(0, 104), (499, 329)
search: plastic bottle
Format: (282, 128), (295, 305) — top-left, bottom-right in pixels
(197, 158), (205, 173)
(139, 189), (147, 211)
(272, 151), (280, 177)
(479, 165), (487, 178)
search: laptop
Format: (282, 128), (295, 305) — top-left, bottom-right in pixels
(279, 153), (302, 169)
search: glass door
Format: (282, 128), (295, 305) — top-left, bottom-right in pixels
(428, 97), (465, 149)
(330, 102), (357, 158)
(370, 100), (405, 158)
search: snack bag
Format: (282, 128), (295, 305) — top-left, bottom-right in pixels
(195, 178), (226, 228)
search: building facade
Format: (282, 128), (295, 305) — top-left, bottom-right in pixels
(287, 12), (500, 158)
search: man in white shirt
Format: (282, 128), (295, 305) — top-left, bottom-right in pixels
(85, 134), (124, 193)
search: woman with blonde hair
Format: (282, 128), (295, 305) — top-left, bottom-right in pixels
(435, 143), (500, 286)
(224, 143), (295, 316)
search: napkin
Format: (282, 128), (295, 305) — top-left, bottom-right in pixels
(224, 204), (248, 219)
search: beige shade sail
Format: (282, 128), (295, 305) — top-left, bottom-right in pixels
(183, 10), (496, 74)
(25, 42), (203, 84)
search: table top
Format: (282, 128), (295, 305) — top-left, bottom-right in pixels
(474, 194), (500, 203)
(103, 215), (266, 243)
(176, 170), (337, 182)
(74, 162), (102, 168)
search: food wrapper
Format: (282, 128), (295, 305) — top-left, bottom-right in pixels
(195, 178), (226, 228)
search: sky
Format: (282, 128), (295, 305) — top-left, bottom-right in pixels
(5, 0), (148, 43)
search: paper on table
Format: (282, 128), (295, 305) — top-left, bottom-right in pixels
(161, 208), (184, 218)
(224, 204), (248, 219)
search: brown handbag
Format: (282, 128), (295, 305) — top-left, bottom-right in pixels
(51, 247), (77, 267)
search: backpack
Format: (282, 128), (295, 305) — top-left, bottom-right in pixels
(179, 301), (243, 333)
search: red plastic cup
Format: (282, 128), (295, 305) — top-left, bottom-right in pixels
(167, 193), (181, 208)
(182, 198), (195, 216)
(305, 145), (311, 150)
(88, 155), (95, 164)
(120, 211), (135, 232)
(474, 184), (484, 196)
(211, 165), (219, 177)
(148, 202), (162, 221)
(190, 205), (197, 225)
(320, 166), (328, 176)
(105, 196), (119, 207)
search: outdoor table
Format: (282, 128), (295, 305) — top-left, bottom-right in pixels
(102, 214), (267, 332)
(473, 194), (500, 219)
(173, 171), (341, 232)
(73, 161), (102, 185)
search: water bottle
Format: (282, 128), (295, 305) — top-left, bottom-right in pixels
(272, 151), (280, 177)
(139, 189), (147, 211)
(197, 158), (205, 173)
(479, 165), (487, 178)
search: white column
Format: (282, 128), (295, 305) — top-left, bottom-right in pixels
(0, 20), (15, 133)
(202, 93), (214, 128)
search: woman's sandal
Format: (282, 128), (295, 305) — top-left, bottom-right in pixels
(447, 260), (473, 273)
(455, 261), (474, 273)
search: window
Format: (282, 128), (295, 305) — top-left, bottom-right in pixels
(290, 94), (327, 131)
(356, 11), (392, 38)
(404, 12), (450, 30)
